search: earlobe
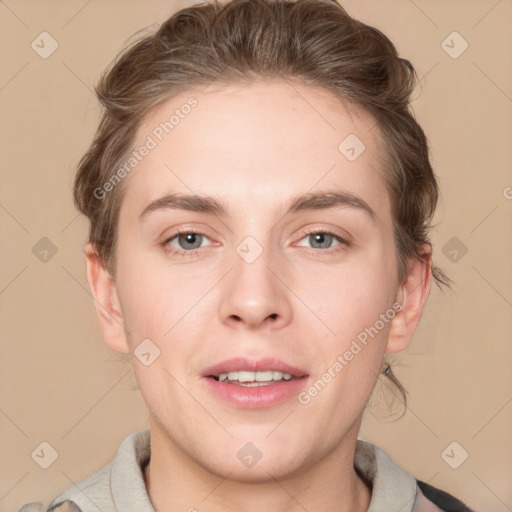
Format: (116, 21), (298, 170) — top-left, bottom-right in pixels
(85, 242), (130, 354)
(385, 246), (433, 354)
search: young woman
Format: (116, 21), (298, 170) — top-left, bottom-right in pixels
(20, 0), (475, 510)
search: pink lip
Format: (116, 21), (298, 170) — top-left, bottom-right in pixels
(201, 357), (309, 409)
(203, 376), (309, 408)
(201, 356), (308, 378)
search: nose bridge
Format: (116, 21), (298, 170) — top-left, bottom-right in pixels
(218, 233), (292, 328)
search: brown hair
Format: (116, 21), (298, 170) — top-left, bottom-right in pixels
(74, 0), (451, 411)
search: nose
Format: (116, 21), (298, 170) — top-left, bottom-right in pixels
(218, 244), (293, 330)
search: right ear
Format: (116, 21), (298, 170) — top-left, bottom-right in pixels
(85, 242), (130, 354)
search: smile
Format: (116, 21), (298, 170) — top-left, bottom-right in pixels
(213, 370), (297, 385)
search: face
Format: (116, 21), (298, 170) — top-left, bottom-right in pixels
(89, 78), (430, 481)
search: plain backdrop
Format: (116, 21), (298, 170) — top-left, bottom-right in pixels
(0, 1), (511, 511)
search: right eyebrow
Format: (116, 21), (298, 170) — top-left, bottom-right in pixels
(139, 194), (229, 219)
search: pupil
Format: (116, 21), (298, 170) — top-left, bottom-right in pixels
(179, 233), (201, 249)
(312, 233), (331, 248)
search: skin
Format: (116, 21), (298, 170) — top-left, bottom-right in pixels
(85, 78), (432, 512)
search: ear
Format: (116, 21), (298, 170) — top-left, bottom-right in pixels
(385, 245), (433, 354)
(85, 242), (130, 354)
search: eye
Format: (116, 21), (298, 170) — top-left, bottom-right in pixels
(295, 229), (348, 251)
(162, 230), (213, 255)
(161, 228), (348, 256)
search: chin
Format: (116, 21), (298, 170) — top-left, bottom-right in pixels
(205, 456), (303, 484)
(202, 438), (310, 481)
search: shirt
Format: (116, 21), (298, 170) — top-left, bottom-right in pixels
(18, 428), (474, 512)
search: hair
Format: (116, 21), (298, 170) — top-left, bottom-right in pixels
(73, 0), (452, 412)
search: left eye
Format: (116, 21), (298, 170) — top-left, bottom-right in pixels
(165, 232), (211, 252)
(296, 231), (345, 250)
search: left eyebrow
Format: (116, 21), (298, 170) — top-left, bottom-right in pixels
(284, 189), (376, 221)
(138, 189), (376, 222)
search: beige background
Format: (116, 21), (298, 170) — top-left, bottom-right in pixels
(1, 1), (511, 511)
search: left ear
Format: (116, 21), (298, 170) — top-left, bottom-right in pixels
(386, 244), (433, 354)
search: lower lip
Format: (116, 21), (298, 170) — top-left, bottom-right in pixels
(202, 376), (309, 408)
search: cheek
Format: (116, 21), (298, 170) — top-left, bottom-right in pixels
(293, 241), (398, 337)
(118, 273), (201, 342)
(298, 302), (392, 427)
(114, 227), (204, 335)
(293, 242), (397, 402)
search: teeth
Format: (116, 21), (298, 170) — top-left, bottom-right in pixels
(217, 370), (295, 383)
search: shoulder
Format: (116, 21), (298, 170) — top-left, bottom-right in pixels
(17, 501), (83, 512)
(354, 439), (476, 512)
(47, 501), (83, 512)
(416, 479), (476, 512)
(16, 442), (114, 512)
(18, 429), (151, 512)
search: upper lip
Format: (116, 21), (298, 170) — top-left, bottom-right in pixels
(202, 357), (308, 378)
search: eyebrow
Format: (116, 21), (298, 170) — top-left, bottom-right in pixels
(138, 189), (376, 222)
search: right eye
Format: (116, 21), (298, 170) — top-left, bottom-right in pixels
(162, 230), (214, 256)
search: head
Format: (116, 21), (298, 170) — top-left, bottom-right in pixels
(78, 0), (450, 481)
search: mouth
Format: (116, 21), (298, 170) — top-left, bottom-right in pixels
(201, 357), (309, 406)
(202, 356), (308, 382)
(208, 370), (300, 387)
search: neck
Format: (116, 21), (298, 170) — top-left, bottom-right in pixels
(143, 418), (372, 512)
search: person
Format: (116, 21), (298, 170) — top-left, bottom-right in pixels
(19, 0), (476, 510)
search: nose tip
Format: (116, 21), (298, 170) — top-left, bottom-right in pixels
(219, 256), (292, 330)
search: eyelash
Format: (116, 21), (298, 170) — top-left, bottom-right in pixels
(161, 227), (349, 257)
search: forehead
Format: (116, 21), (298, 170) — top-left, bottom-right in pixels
(122, 78), (390, 220)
